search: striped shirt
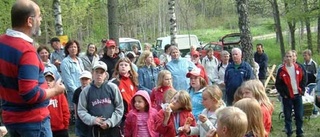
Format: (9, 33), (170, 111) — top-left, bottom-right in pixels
(0, 29), (49, 124)
(136, 112), (150, 137)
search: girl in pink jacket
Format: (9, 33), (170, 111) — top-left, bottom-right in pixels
(124, 90), (159, 137)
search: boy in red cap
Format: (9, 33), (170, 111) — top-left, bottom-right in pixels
(100, 39), (120, 80)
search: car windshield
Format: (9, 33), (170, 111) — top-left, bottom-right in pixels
(204, 43), (222, 52)
(119, 42), (141, 51)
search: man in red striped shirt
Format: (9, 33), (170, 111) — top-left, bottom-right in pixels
(0, 0), (65, 137)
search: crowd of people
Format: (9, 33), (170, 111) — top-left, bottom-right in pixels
(0, 0), (319, 137)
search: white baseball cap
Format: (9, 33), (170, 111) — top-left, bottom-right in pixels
(79, 70), (92, 79)
(93, 61), (108, 72)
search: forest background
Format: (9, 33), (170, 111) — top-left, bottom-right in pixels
(1, 0), (320, 136)
(1, 0), (320, 65)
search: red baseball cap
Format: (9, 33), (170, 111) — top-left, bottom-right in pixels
(191, 51), (200, 57)
(186, 67), (205, 79)
(105, 40), (116, 47)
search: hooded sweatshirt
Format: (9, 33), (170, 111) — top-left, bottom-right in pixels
(48, 94), (70, 131)
(124, 90), (159, 137)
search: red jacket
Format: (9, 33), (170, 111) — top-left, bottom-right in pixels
(275, 63), (306, 98)
(261, 104), (272, 136)
(150, 86), (171, 111)
(48, 94), (70, 131)
(124, 90), (159, 137)
(155, 109), (197, 137)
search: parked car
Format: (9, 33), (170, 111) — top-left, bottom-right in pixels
(199, 33), (241, 61)
(155, 34), (200, 57)
(119, 38), (142, 52)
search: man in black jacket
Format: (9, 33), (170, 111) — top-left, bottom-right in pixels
(254, 43), (268, 84)
(100, 40), (120, 80)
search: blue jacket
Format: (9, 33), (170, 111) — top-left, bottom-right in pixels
(138, 66), (159, 94)
(61, 56), (84, 92)
(166, 58), (196, 90)
(187, 87), (205, 121)
(225, 61), (254, 96)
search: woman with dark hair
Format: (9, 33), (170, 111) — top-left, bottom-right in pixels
(37, 46), (61, 80)
(80, 43), (99, 71)
(60, 40), (84, 112)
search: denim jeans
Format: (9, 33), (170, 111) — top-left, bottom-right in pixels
(75, 118), (89, 137)
(67, 90), (74, 111)
(282, 95), (304, 136)
(6, 116), (52, 137)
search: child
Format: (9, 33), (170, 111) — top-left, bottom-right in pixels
(111, 58), (139, 130)
(72, 70), (92, 137)
(78, 61), (124, 137)
(155, 90), (197, 137)
(186, 67), (208, 121)
(233, 86), (244, 104)
(234, 98), (265, 137)
(151, 70), (173, 110)
(44, 71), (70, 137)
(163, 88), (177, 103)
(240, 79), (273, 136)
(206, 107), (248, 137)
(182, 85), (225, 137)
(124, 90), (159, 137)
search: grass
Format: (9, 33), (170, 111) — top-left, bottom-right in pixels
(268, 96), (320, 137)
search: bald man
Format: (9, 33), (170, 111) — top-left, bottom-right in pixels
(0, 0), (65, 137)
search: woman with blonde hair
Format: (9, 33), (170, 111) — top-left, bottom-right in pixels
(234, 98), (265, 137)
(240, 79), (273, 136)
(136, 51), (159, 94)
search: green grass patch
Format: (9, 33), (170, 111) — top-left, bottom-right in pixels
(269, 96), (320, 137)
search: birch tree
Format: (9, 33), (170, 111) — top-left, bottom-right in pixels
(53, 0), (63, 36)
(169, 0), (177, 46)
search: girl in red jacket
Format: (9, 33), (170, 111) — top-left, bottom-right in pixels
(111, 58), (139, 131)
(240, 79), (274, 137)
(155, 90), (197, 137)
(44, 71), (70, 137)
(124, 90), (159, 137)
(151, 70), (173, 111)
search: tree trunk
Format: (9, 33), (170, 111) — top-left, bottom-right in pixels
(303, 0), (312, 52)
(318, 16), (320, 53)
(236, 0), (253, 64)
(169, 0), (177, 46)
(288, 21), (296, 50)
(108, 0), (119, 44)
(284, 2), (296, 50)
(53, 0), (63, 36)
(269, 0), (285, 58)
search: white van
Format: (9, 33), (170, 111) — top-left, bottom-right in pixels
(119, 38), (142, 52)
(155, 35), (200, 56)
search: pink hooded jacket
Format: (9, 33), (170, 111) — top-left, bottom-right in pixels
(124, 90), (159, 137)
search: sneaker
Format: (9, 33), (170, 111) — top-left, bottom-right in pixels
(310, 112), (319, 118)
